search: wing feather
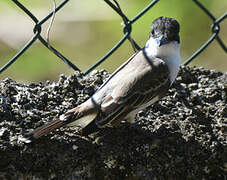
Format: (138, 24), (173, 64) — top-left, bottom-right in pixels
(95, 50), (171, 127)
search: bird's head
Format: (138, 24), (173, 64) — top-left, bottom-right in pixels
(149, 16), (180, 47)
(145, 17), (181, 59)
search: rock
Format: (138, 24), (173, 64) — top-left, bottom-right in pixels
(0, 66), (226, 179)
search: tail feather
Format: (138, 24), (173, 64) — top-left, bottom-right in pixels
(22, 106), (99, 142)
(27, 119), (65, 139)
(65, 112), (98, 128)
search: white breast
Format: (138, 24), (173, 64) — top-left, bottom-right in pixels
(145, 37), (181, 85)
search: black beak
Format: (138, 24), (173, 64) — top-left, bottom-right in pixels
(155, 36), (169, 47)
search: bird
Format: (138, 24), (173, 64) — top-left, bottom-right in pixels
(23, 16), (181, 142)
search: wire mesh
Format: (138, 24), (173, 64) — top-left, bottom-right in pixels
(0, 0), (226, 75)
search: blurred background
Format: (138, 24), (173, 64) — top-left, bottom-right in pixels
(0, 0), (226, 82)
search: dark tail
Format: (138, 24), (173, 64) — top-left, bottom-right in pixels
(22, 105), (99, 142)
(23, 119), (65, 141)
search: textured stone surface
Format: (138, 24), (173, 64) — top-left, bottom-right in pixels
(0, 66), (226, 179)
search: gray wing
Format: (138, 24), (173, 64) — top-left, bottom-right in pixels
(93, 50), (171, 127)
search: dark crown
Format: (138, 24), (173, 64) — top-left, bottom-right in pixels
(151, 17), (180, 43)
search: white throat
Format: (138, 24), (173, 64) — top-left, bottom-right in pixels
(145, 37), (181, 84)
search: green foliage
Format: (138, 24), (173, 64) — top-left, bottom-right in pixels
(0, 0), (226, 82)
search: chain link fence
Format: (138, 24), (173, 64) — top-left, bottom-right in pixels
(0, 0), (226, 75)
